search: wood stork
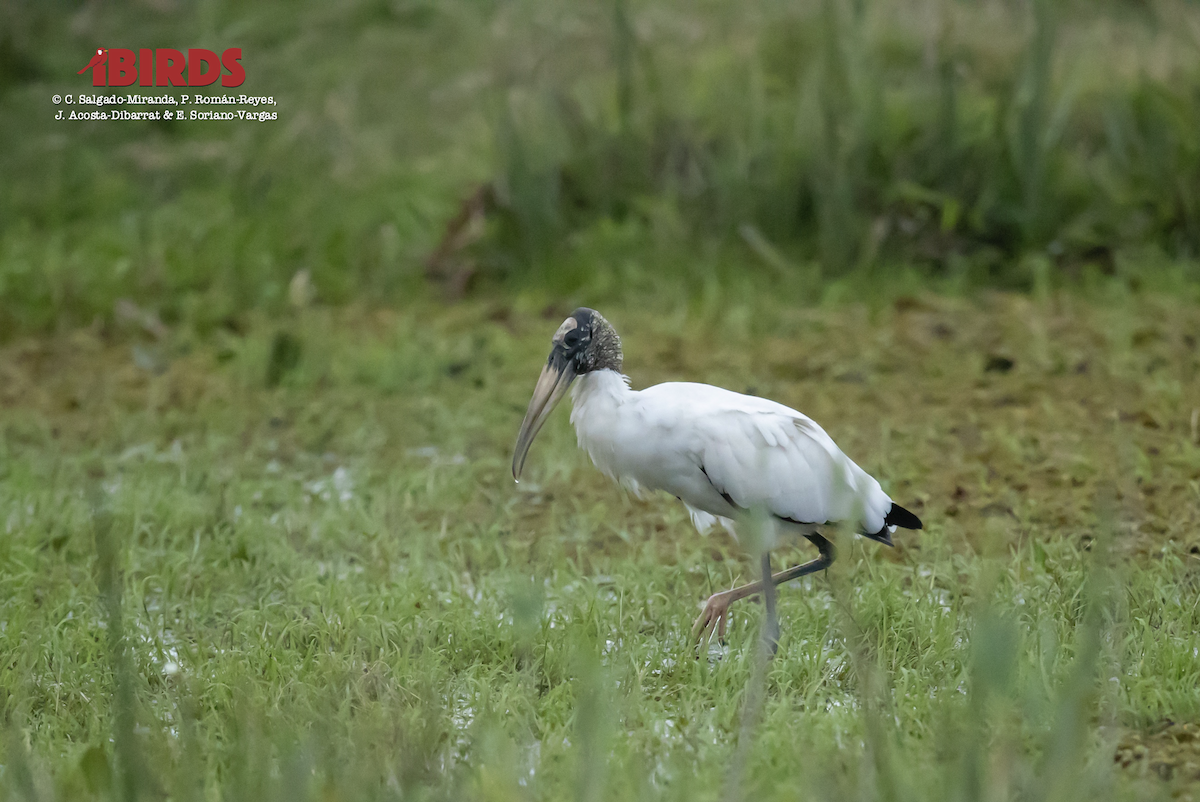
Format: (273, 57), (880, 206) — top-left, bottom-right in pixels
(513, 308), (923, 649)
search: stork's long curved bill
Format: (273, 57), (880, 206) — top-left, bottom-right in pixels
(512, 358), (575, 481)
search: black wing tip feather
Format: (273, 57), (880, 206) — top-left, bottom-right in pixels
(861, 504), (922, 548)
(886, 503), (923, 531)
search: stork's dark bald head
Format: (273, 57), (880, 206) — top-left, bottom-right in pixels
(550, 308), (623, 375)
(512, 308), (623, 479)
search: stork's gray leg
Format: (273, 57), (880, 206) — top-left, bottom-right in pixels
(767, 534), (836, 586)
(691, 535), (836, 646)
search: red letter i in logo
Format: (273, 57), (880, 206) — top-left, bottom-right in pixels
(78, 49), (108, 86)
(140, 49), (153, 86)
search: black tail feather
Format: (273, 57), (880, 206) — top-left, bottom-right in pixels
(861, 503), (923, 547)
(885, 503), (923, 531)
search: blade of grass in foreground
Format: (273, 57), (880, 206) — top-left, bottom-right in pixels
(90, 486), (149, 802)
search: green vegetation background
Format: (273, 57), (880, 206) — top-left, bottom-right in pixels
(3, 0), (1200, 333)
(1, 0), (1200, 800)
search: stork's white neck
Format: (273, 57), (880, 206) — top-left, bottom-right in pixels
(568, 370), (633, 474)
(570, 369), (632, 414)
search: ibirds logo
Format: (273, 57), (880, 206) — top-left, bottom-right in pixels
(78, 48), (245, 88)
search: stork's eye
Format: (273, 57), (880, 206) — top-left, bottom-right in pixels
(563, 330), (581, 348)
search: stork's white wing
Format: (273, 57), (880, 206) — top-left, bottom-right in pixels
(636, 383), (892, 533)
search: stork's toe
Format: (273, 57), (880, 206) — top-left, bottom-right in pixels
(691, 591), (734, 647)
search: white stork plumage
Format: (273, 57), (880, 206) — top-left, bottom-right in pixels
(513, 308), (922, 648)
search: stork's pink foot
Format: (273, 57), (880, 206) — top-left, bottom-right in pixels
(691, 589), (739, 645)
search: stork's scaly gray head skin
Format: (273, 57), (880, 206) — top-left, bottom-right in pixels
(512, 308), (622, 481)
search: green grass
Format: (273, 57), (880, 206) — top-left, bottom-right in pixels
(2, 289), (1199, 800)
(3, 0), (1200, 336)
